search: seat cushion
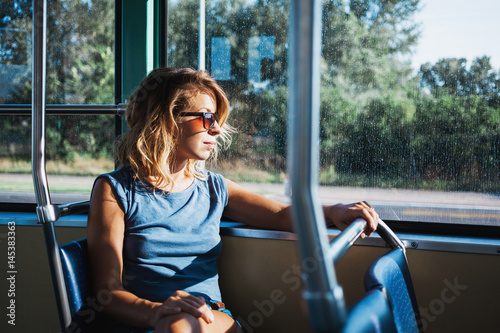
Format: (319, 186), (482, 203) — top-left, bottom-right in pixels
(364, 249), (420, 333)
(343, 288), (397, 333)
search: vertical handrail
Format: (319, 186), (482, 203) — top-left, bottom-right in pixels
(198, 0), (206, 70)
(32, 0), (53, 219)
(288, 0), (346, 332)
(32, 0), (71, 330)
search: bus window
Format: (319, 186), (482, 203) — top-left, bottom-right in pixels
(167, 0), (500, 230)
(0, 27), (30, 104)
(1, 0), (498, 231)
(0, 0), (115, 204)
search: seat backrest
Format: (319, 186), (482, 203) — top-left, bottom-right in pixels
(342, 288), (398, 333)
(364, 248), (422, 333)
(59, 238), (113, 332)
(59, 238), (90, 317)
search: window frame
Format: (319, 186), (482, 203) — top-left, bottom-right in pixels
(0, 0), (499, 238)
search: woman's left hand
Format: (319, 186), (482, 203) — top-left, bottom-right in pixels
(323, 202), (379, 237)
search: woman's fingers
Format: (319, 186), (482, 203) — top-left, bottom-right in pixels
(199, 303), (215, 324)
(179, 299), (214, 323)
(151, 304), (182, 327)
(157, 305), (182, 315)
(334, 201), (378, 236)
(357, 202), (378, 236)
(163, 291), (215, 324)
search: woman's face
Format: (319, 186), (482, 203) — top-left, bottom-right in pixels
(175, 93), (221, 164)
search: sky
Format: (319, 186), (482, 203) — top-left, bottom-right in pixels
(411, 0), (500, 70)
(178, 0), (499, 71)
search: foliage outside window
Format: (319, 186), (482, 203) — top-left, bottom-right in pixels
(0, 0), (115, 191)
(0, 0), (498, 225)
(169, 0), (499, 196)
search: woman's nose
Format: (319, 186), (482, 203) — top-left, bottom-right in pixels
(208, 120), (221, 135)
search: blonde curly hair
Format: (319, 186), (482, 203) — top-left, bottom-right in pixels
(116, 67), (233, 190)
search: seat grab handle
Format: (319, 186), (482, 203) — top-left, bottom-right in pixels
(329, 218), (406, 264)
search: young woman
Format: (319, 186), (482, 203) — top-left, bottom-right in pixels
(87, 67), (379, 333)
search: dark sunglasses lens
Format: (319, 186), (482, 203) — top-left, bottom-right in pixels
(204, 113), (218, 129)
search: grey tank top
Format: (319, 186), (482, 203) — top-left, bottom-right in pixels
(96, 166), (228, 302)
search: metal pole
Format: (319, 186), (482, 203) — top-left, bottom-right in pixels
(32, 0), (52, 217)
(198, 0), (205, 70)
(42, 222), (71, 330)
(329, 219), (367, 265)
(197, 0), (206, 171)
(0, 104), (124, 115)
(32, 0), (71, 330)
(288, 0), (346, 331)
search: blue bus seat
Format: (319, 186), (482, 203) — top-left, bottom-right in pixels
(59, 238), (90, 317)
(364, 248), (422, 333)
(342, 288), (397, 333)
(59, 238), (112, 331)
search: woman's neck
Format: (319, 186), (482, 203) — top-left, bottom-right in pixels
(148, 162), (194, 193)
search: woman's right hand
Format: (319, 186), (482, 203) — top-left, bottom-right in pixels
(150, 290), (215, 327)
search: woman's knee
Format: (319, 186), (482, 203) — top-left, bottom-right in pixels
(154, 310), (241, 333)
(155, 312), (203, 333)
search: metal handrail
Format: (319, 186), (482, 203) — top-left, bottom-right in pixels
(58, 200), (91, 218)
(377, 219), (406, 251)
(329, 219), (367, 265)
(31, 0), (72, 330)
(288, 0), (347, 332)
(32, 0), (54, 223)
(1, 103), (127, 115)
(287, 1), (408, 332)
(28, 0), (123, 330)
(329, 218), (406, 265)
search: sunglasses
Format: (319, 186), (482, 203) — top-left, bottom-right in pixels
(179, 112), (220, 130)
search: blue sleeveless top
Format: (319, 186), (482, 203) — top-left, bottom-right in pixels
(96, 166), (228, 302)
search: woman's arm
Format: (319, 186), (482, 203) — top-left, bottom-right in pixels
(224, 179), (378, 235)
(87, 178), (213, 328)
(87, 178), (166, 327)
(223, 179), (293, 231)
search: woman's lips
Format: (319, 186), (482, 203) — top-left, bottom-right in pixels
(204, 142), (215, 149)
